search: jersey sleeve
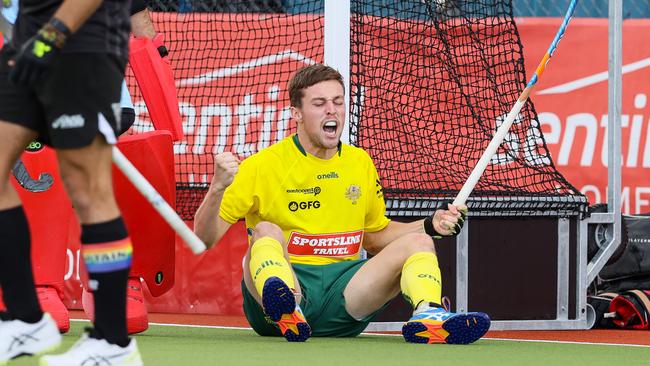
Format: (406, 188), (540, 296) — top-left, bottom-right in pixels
(219, 157), (259, 224)
(364, 154), (390, 233)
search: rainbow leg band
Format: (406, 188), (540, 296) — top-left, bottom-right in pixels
(82, 238), (133, 273)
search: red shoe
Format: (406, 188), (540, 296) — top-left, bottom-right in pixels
(36, 286), (70, 333)
(81, 277), (149, 335)
(125, 277), (149, 334)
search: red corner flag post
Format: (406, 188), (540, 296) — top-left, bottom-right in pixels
(129, 34), (184, 141)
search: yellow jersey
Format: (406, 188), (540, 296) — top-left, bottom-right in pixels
(219, 134), (390, 265)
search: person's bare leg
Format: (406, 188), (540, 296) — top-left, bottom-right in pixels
(344, 232), (490, 344)
(343, 233), (436, 319)
(56, 136), (119, 224)
(56, 136), (130, 346)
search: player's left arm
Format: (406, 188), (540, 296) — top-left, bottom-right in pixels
(364, 220), (424, 255)
(360, 154), (467, 255)
(130, 0), (156, 38)
(116, 0), (169, 136)
(130, 1), (168, 58)
(363, 205), (467, 255)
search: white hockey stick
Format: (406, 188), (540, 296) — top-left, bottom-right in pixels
(453, 0), (579, 206)
(112, 147), (206, 255)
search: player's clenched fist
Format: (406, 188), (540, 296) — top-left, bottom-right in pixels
(211, 152), (240, 191)
(423, 202), (468, 238)
(433, 203), (467, 236)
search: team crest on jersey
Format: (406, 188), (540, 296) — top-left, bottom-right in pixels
(345, 185), (361, 204)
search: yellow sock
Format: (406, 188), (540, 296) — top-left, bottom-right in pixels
(400, 252), (442, 308)
(249, 237), (295, 297)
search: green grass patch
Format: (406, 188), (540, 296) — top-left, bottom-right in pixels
(9, 321), (650, 366)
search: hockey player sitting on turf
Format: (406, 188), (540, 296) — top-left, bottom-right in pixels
(194, 64), (491, 344)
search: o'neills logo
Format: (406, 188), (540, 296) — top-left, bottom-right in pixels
(288, 230), (363, 257)
(317, 172), (339, 180)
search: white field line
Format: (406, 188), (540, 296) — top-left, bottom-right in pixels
(177, 50), (318, 87)
(70, 318), (650, 348)
(536, 57), (650, 95)
(482, 337), (650, 348)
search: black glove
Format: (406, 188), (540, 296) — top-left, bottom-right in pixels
(9, 18), (70, 86)
(423, 201), (468, 239)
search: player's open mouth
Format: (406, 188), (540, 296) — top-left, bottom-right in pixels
(323, 120), (337, 136)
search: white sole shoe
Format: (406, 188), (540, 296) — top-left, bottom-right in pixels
(40, 330), (143, 366)
(0, 313), (62, 364)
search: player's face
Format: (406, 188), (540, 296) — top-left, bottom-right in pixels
(293, 80), (345, 158)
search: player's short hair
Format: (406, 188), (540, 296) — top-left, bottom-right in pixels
(288, 64), (345, 108)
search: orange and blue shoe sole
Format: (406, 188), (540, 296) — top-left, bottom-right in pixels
(262, 277), (311, 342)
(402, 312), (491, 344)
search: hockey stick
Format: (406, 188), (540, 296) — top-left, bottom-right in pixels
(453, 0), (579, 206)
(12, 159), (54, 193)
(111, 147), (207, 255)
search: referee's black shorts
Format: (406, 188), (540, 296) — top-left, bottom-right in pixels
(0, 47), (126, 149)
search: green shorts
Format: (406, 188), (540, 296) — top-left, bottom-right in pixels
(242, 259), (386, 337)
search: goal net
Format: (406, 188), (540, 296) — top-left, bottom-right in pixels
(138, 0), (587, 219)
(350, 0), (586, 217)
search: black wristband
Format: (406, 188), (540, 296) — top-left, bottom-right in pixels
(48, 17), (72, 38)
(423, 215), (443, 238)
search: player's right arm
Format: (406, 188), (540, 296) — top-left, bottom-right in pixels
(130, 3), (156, 39)
(51, 0), (104, 33)
(194, 152), (240, 249)
(9, 0), (105, 85)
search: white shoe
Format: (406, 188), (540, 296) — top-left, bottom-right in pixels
(0, 312), (62, 365)
(40, 330), (143, 366)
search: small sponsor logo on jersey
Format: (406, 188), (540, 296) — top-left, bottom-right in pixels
(286, 186), (321, 196)
(288, 200), (320, 211)
(52, 114), (85, 129)
(375, 179), (384, 198)
(317, 172), (339, 180)
(288, 230), (364, 257)
(24, 140), (44, 153)
(345, 185), (362, 204)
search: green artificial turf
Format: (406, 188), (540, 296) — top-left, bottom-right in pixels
(9, 321), (650, 366)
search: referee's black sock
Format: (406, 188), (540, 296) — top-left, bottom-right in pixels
(81, 217), (132, 347)
(0, 206), (43, 324)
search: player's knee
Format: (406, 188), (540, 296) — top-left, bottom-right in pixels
(251, 221), (284, 243)
(60, 170), (112, 215)
(402, 233), (436, 256)
(59, 167), (85, 201)
(62, 181), (97, 213)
